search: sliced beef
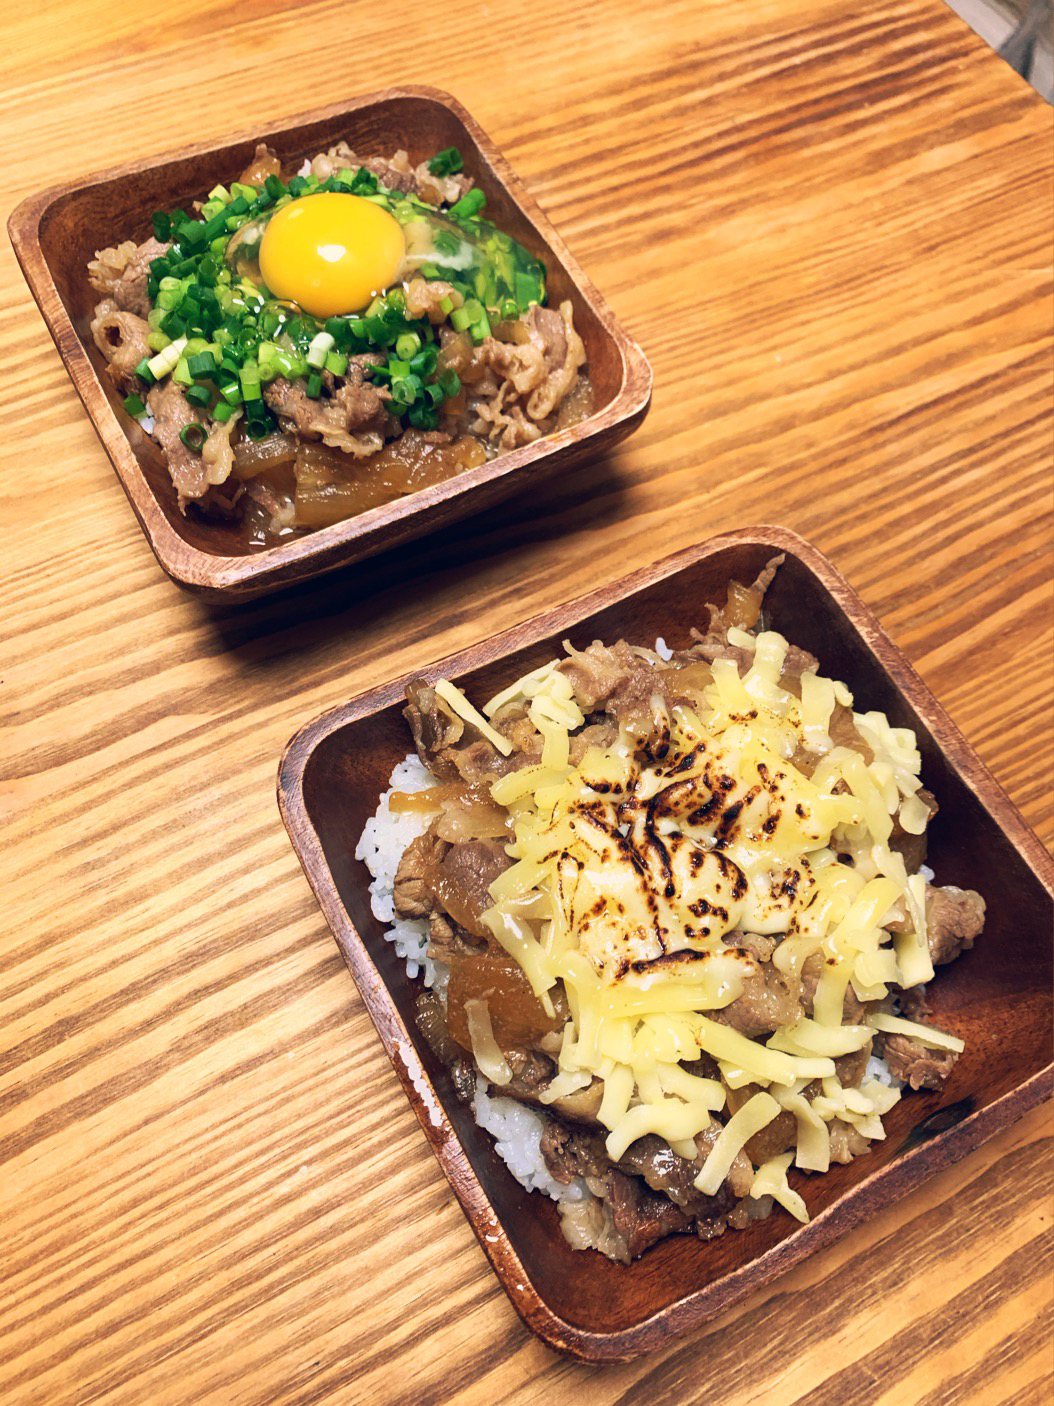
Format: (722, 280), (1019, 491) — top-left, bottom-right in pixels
(90, 303), (152, 391)
(557, 639), (673, 723)
(496, 1060), (603, 1124)
(413, 990), (476, 1101)
(926, 884), (985, 966)
(616, 1134), (737, 1219)
(888, 787), (937, 873)
(465, 301), (586, 447)
(540, 1117), (612, 1184)
(430, 839), (511, 938)
(362, 152), (418, 194)
(724, 1083), (799, 1164)
(827, 703), (874, 760)
(520, 303), (586, 421)
(899, 985), (931, 1022)
(404, 680), (465, 780)
(404, 277), (463, 324)
(828, 1117), (871, 1164)
(881, 1033), (958, 1090)
(306, 143), (473, 203)
(834, 1039), (873, 1089)
(393, 830), (449, 919)
(713, 955), (803, 1037)
(567, 718), (620, 763)
(403, 680), (521, 784)
(800, 951), (869, 1023)
(499, 1047), (556, 1096)
(145, 381), (211, 508)
(264, 368), (392, 453)
(88, 236), (169, 319)
(608, 1170), (693, 1259)
(780, 645), (821, 680)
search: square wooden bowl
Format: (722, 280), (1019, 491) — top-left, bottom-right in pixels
(8, 88), (651, 601)
(277, 526), (1053, 1361)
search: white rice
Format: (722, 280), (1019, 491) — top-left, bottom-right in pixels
(355, 753), (444, 989)
(472, 1075), (588, 1204)
(358, 754), (585, 1201)
(865, 1053), (899, 1087)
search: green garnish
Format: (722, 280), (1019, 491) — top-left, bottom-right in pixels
(448, 186), (485, 220)
(179, 424), (206, 452)
(137, 151), (547, 435)
(428, 147), (464, 177)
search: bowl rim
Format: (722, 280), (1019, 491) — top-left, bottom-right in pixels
(276, 523), (1054, 1360)
(8, 85), (652, 598)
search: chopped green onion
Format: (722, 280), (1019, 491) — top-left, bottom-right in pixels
(439, 295), (454, 316)
(212, 400), (235, 423)
(239, 363), (262, 400)
(160, 309), (186, 338)
(410, 347), (438, 377)
(437, 369), (460, 398)
(306, 331), (335, 368)
(350, 167), (379, 196)
(184, 384), (213, 408)
(147, 336), (188, 380)
(428, 146), (464, 177)
(514, 270), (540, 308)
(179, 423), (206, 453)
(186, 351), (217, 378)
(449, 187), (485, 220)
(407, 402), (439, 430)
(123, 392), (147, 417)
(151, 211), (172, 241)
(395, 331), (421, 361)
(306, 371), (323, 398)
(324, 350), (348, 376)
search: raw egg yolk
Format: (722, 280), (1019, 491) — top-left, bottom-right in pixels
(258, 193), (406, 318)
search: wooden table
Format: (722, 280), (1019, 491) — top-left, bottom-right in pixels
(2, 1), (1051, 1401)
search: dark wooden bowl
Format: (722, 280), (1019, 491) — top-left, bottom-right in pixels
(277, 526), (1053, 1361)
(8, 88), (651, 602)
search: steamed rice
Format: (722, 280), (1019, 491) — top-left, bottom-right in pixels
(357, 751), (584, 1201)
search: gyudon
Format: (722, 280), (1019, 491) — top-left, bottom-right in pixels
(357, 562), (984, 1261)
(88, 142), (591, 542)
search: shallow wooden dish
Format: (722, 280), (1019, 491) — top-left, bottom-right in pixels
(8, 87), (651, 602)
(277, 526), (1053, 1362)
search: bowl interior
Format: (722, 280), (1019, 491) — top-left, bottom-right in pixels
(22, 90), (643, 585)
(285, 534), (1053, 1345)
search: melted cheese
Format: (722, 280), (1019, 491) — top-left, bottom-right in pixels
(457, 628), (961, 1223)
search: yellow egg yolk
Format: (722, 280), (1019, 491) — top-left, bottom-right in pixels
(258, 193), (406, 318)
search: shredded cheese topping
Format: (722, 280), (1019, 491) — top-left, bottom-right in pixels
(438, 626), (961, 1223)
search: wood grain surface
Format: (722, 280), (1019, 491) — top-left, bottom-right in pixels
(1, 1), (1051, 1402)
